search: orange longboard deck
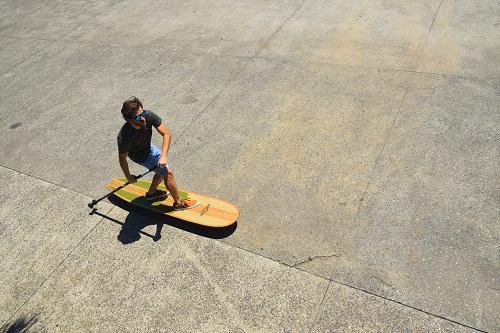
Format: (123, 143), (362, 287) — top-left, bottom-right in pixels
(107, 178), (239, 228)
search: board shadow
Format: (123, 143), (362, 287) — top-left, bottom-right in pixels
(92, 195), (237, 241)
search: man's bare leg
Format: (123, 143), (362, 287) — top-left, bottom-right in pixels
(146, 174), (164, 196)
(164, 169), (182, 205)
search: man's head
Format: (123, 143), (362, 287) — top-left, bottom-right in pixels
(121, 96), (146, 128)
(121, 96), (143, 119)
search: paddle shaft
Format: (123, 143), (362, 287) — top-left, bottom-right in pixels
(88, 166), (158, 208)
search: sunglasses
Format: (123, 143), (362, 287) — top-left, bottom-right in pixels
(128, 110), (146, 122)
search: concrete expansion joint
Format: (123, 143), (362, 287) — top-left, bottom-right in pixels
(4, 211), (108, 326)
(0, 164), (97, 201)
(251, 52), (500, 81)
(331, 280), (490, 333)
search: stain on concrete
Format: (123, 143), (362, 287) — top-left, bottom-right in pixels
(311, 3), (433, 69)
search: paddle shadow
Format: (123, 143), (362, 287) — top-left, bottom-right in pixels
(91, 195), (237, 242)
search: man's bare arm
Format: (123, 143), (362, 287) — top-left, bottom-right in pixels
(155, 123), (171, 165)
(119, 152), (135, 182)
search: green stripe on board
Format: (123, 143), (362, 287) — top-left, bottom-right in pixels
(118, 178), (154, 191)
(116, 190), (139, 202)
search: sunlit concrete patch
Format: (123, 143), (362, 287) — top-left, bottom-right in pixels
(332, 74), (500, 332)
(259, 0), (440, 71)
(0, 41), (246, 196)
(12, 206), (329, 332)
(311, 282), (478, 332)
(63, 0), (303, 57)
(417, 0), (500, 78)
(171, 57), (413, 278)
(0, 166), (110, 324)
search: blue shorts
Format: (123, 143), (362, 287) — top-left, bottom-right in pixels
(138, 144), (169, 176)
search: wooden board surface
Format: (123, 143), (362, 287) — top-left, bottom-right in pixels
(107, 178), (239, 227)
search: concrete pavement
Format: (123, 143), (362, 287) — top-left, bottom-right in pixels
(1, 0), (498, 332)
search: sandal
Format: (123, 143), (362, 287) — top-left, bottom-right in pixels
(145, 190), (169, 201)
(173, 199), (199, 210)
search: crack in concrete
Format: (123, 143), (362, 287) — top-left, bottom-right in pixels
(292, 254), (341, 268)
(369, 276), (394, 289)
(174, 0), (309, 146)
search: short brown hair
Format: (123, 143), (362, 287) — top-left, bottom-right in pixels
(121, 96), (143, 119)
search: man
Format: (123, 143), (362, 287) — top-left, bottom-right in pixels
(117, 96), (198, 210)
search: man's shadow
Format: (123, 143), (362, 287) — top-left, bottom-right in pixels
(90, 195), (237, 244)
(1, 314), (38, 333)
(117, 212), (162, 244)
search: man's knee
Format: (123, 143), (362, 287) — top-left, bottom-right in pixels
(167, 168), (174, 179)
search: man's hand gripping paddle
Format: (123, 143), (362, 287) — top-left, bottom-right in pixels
(88, 166), (158, 212)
